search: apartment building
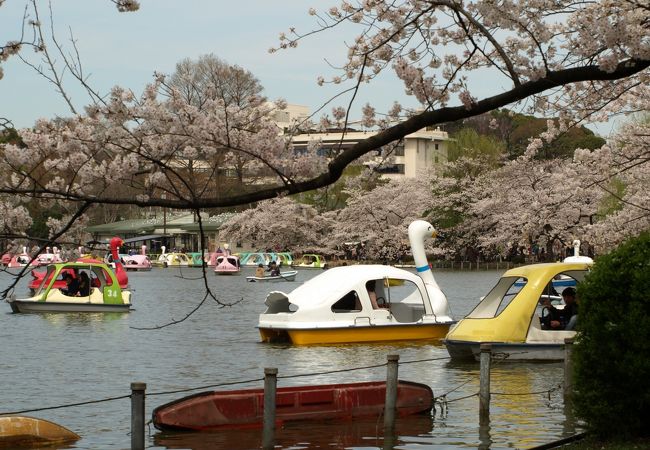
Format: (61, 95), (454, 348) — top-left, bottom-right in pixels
(273, 104), (449, 179)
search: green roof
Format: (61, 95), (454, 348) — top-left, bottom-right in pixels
(87, 213), (235, 235)
(179, 213), (236, 232)
(86, 219), (159, 234)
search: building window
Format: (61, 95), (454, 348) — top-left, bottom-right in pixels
(376, 164), (405, 174)
(395, 146), (404, 156)
(435, 143), (439, 150)
(435, 156), (439, 163)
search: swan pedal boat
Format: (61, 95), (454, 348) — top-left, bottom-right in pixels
(155, 252), (192, 268)
(214, 255), (241, 275)
(258, 221), (455, 345)
(6, 261), (132, 313)
(123, 254), (153, 271)
(443, 261), (592, 361)
(294, 253), (327, 269)
(246, 270), (298, 282)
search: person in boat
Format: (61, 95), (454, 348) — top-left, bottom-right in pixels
(62, 272), (80, 296)
(78, 272), (91, 297)
(542, 287), (578, 330)
(366, 280), (386, 309)
(255, 263), (265, 278)
(268, 261), (280, 277)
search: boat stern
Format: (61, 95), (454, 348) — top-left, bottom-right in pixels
(443, 339), (480, 361)
(258, 327), (292, 343)
(6, 294), (21, 313)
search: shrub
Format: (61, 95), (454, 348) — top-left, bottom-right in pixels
(573, 232), (650, 438)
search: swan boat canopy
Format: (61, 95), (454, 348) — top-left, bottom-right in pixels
(6, 261), (132, 313)
(443, 261), (592, 361)
(258, 221), (455, 345)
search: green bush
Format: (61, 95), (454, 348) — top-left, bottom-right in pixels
(573, 232), (650, 438)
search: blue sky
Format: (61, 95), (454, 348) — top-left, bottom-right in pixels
(1, 0), (619, 136)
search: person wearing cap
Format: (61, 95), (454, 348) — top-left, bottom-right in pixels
(543, 287), (578, 330)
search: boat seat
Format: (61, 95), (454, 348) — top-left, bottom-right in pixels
(44, 288), (72, 302)
(389, 303), (424, 323)
(526, 313), (575, 343)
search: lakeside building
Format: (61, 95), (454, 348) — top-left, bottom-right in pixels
(273, 104), (450, 179)
(85, 213), (238, 255)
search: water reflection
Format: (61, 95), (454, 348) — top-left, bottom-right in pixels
(153, 414), (435, 450)
(478, 417), (492, 450)
(38, 312), (128, 327)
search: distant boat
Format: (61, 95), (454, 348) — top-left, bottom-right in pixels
(246, 270), (298, 282)
(152, 380), (433, 432)
(0, 416), (80, 448)
(123, 254), (153, 271)
(294, 253), (327, 269)
(7, 261), (132, 314)
(214, 255), (241, 275)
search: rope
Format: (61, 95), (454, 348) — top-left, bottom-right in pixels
(0, 393), (131, 416)
(0, 354), (563, 416)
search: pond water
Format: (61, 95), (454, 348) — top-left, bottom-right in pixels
(0, 267), (581, 449)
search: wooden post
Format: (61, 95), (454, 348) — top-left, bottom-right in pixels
(262, 368), (278, 450)
(130, 382), (146, 450)
(384, 354), (399, 431)
(564, 337), (575, 399)
(479, 344), (491, 423)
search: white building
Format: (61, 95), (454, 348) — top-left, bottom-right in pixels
(272, 104), (449, 179)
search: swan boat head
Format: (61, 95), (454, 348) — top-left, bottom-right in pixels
(563, 239), (594, 264)
(408, 220), (451, 318)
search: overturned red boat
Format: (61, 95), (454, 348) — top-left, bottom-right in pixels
(152, 380), (433, 431)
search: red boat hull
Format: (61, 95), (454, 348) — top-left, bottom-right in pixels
(152, 380), (433, 431)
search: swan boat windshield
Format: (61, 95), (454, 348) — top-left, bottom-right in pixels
(444, 262), (591, 361)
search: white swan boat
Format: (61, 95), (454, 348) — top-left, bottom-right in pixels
(257, 220), (455, 345)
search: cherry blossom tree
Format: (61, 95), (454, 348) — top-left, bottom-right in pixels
(579, 116), (650, 251)
(422, 113), (649, 260)
(324, 174), (438, 261)
(217, 197), (335, 254)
